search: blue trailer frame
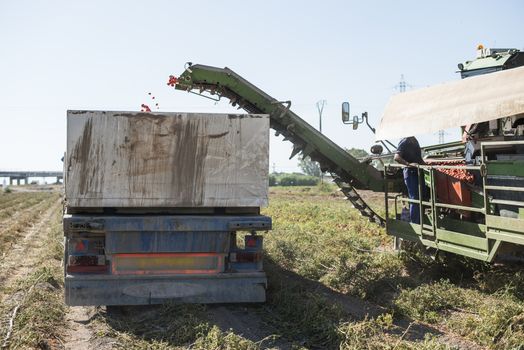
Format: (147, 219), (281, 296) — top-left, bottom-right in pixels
(64, 214), (271, 306)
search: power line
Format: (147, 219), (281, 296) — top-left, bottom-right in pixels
(436, 129), (450, 144)
(394, 74), (412, 93)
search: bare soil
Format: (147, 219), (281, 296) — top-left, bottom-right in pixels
(64, 306), (102, 350)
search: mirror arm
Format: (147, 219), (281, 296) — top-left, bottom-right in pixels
(384, 140), (397, 150)
(362, 112), (376, 133)
(362, 112), (397, 151)
(342, 107), (399, 152)
(379, 140), (392, 153)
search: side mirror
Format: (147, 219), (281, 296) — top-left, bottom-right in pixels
(352, 115), (359, 130)
(342, 102), (350, 123)
(370, 144), (383, 155)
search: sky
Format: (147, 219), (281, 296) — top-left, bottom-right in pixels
(0, 0), (523, 172)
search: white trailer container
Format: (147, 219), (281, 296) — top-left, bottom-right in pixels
(66, 111), (269, 209)
(64, 111), (272, 306)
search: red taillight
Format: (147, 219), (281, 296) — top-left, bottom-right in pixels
(74, 240), (87, 252)
(67, 255), (107, 274)
(233, 252), (262, 263)
(69, 237), (104, 255)
(67, 265), (108, 273)
(67, 236), (106, 274)
(69, 255), (104, 266)
(246, 236), (257, 247)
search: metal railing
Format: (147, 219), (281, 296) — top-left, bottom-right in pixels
(386, 140), (524, 236)
(383, 140), (524, 261)
(385, 162), (484, 236)
(481, 140), (524, 214)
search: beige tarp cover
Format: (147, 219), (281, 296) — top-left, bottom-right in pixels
(376, 65), (524, 140)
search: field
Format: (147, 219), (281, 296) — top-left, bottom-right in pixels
(1, 185), (524, 349)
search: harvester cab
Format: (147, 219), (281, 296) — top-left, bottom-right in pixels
(457, 47), (524, 153)
(458, 46), (524, 78)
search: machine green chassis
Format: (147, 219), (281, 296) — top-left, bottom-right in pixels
(386, 141), (524, 262)
(176, 64), (524, 262)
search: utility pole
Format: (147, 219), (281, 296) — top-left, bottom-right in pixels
(315, 100), (327, 183)
(316, 100), (327, 134)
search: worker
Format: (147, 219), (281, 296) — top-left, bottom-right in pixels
(394, 136), (425, 224)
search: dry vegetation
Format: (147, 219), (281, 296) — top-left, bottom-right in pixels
(0, 189), (64, 349)
(1, 186), (524, 349)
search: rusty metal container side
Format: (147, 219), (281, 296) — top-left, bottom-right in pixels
(66, 111), (269, 208)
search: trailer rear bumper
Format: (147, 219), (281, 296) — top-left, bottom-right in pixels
(65, 272), (267, 306)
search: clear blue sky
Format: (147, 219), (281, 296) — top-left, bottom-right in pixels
(1, 0), (522, 171)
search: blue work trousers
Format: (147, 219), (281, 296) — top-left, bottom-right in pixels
(403, 168), (420, 224)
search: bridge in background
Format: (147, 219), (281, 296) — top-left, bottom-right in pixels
(0, 171), (63, 185)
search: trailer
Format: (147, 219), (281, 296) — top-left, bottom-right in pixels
(64, 111), (271, 306)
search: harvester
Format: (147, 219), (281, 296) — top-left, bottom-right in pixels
(173, 46), (524, 262)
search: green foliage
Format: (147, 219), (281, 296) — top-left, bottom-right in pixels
(263, 193), (400, 302)
(321, 251), (406, 299)
(269, 173), (319, 186)
(317, 181), (335, 193)
(337, 316), (451, 350)
(346, 147), (369, 158)
(262, 188), (524, 348)
(100, 304), (263, 350)
(7, 266), (65, 349)
(474, 268), (524, 299)
(395, 279), (524, 349)
(0, 192), (59, 255)
(298, 155), (321, 177)
(192, 326), (258, 350)
(3, 186), (12, 193)
(279, 174), (318, 186)
(268, 174), (277, 186)
(264, 272), (346, 348)
(101, 304), (211, 347)
(395, 280), (469, 323)
(0, 203), (66, 350)
(447, 291), (524, 349)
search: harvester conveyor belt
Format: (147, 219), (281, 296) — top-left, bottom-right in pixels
(176, 65), (394, 226)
